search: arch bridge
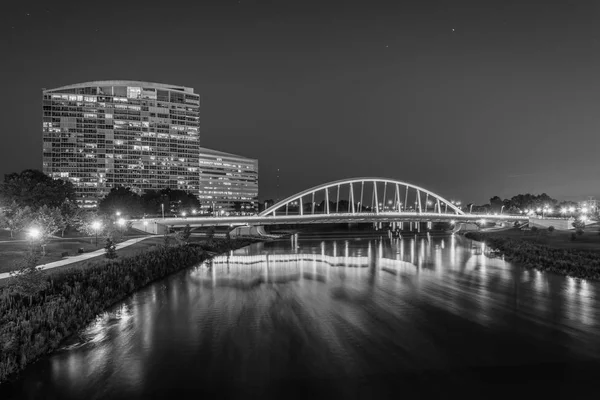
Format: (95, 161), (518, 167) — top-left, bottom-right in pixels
(130, 177), (528, 233)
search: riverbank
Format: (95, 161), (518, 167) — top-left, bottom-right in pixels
(0, 238), (255, 384)
(465, 231), (600, 281)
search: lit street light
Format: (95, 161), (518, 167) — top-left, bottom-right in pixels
(28, 227), (41, 240)
(181, 211), (187, 218)
(117, 218), (126, 227)
(143, 220), (148, 233)
(116, 211), (121, 217)
(91, 221), (102, 247)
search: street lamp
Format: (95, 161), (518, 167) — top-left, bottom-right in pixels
(181, 211), (187, 218)
(500, 205), (505, 214)
(91, 220), (102, 247)
(161, 203), (165, 219)
(116, 211), (121, 217)
(143, 220), (148, 233)
(192, 209), (197, 215)
(28, 227), (41, 240)
(117, 218), (125, 227)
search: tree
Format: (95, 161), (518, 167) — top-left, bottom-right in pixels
(489, 196), (503, 213)
(58, 199), (82, 237)
(160, 188), (201, 215)
(76, 212), (108, 237)
(0, 202), (32, 238)
(140, 190), (163, 215)
(176, 224), (192, 244)
(0, 169), (75, 209)
(9, 249), (46, 305)
(104, 238), (117, 259)
(30, 205), (62, 244)
(572, 219), (585, 231)
(97, 186), (143, 217)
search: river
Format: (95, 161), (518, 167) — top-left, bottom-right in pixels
(3, 233), (600, 399)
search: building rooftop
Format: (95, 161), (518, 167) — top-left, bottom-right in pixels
(198, 147), (257, 162)
(44, 80), (196, 94)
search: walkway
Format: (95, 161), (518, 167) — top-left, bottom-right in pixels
(0, 236), (151, 281)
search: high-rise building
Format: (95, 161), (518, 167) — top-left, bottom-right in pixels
(198, 147), (259, 214)
(42, 80), (201, 208)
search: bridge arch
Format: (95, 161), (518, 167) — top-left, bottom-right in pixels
(259, 177), (465, 217)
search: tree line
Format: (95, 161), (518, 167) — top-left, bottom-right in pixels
(469, 193), (579, 214)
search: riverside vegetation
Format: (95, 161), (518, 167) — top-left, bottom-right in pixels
(465, 232), (600, 281)
(0, 238), (254, 384)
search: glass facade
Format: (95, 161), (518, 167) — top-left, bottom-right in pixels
(42, 80), (200, 208)
(198, 148), (259, 213)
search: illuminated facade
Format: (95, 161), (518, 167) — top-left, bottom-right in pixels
(198, 147), (259, 213)
(42, 80), (200, 207)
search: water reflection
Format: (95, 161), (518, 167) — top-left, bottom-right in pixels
(4, 235), (600, 399)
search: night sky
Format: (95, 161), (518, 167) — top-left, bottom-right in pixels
(2, 0), (599, 204)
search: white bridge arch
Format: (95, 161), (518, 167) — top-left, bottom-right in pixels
(259, 177), (465, 217)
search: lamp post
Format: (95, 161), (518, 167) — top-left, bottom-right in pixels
(27, 227), (41, 253)
(469, 204), (474, 213)
(92, 221), (102, 247)
(143, 220), (148, 233)
(500, 205), (505, 215)
(161, 203), (165, 219)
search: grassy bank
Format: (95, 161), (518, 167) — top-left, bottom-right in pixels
(475, 226), (600, 253)
(465, 231), (600, 281)
(0, 238), (254, 384)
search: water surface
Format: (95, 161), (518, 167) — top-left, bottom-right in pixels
(4, 234), (600, 399)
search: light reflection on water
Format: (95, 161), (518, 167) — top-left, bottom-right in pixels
(4, 234), (600, 399)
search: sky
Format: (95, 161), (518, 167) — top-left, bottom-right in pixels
(1, 0), (600, 204)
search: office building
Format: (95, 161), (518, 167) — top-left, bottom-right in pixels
(42, 80), (200, 207)
(198, 147), (259, 213)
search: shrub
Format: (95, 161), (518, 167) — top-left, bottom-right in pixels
(548, 226), (555, 233)
(576, 228), (584, 236)
(104, 238), (117, 259)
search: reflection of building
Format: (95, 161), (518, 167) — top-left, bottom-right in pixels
(42, 80), (201, 208)
(198, 147), (259, 213)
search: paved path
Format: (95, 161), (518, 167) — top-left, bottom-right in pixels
(0, 236), (152, 281)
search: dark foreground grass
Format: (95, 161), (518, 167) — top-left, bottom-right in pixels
(0, 238), (255, 384)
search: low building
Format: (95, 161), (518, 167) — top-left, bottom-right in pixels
(197, 147), (259, 214)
